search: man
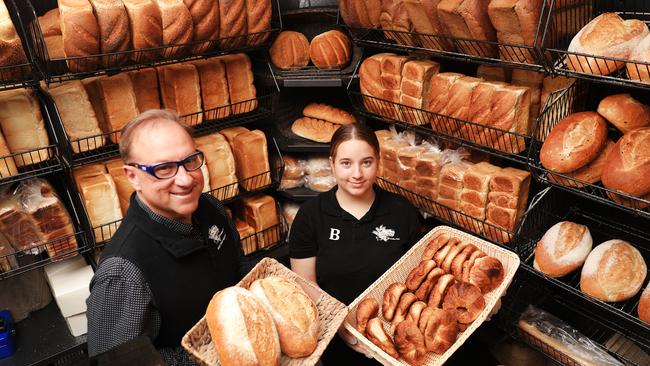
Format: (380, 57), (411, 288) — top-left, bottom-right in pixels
(86, 110), (248, 364)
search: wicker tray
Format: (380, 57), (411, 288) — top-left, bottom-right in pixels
(343, 226), (520, 366)
(181, 257), (348, 366)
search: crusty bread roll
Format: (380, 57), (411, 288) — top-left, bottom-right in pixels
(437, 0), (497, 57)
(601, 127), (650, 198)
(184, 0), (219, 54)
(245, 0), (271, 46)
(639, 285), (649, 324)
(89, 0), (131, 67)
(469, 256), (504, 293)
(218, 0), (247, 48)
(206, 286), (281, 366)
(38, 8), (61, 37)
(249, 276), (319, 358)
(152, 0), (193, 58)
(442, 281), (485, 324)
(406, 259), (436, 291)
(122, 0), (162, 62)
(548, 139), (615, 188)
(596, 94), (650, 134)
(415, 267), (444, 301)
(580, 239), (647, 302)
(627, 33), (650, 83)
(534, 221), (592, 278)
(302, 103), (356, 125)
(291, 117), (340, 143)
(427, 273), (455, 308)
(420, 307), (458, 354)
(59, 0), (100, 72)
(339, 0), (381, 28)
(567, 13), (649, 76)
(540, 112), (608, 173)
(309, 30), (351, 70)
(269, 31), (309, 70)
(391, 292), (417, 328)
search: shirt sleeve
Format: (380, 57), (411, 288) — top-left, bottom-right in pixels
(288, 204), (317, 259)
(86, 257), (160, 357)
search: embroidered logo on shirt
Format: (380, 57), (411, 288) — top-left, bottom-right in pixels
(372, 225), (399, 242)
(208, 225), (226, 250)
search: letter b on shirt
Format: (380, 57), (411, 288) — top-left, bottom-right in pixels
(329, 228), (340, 241)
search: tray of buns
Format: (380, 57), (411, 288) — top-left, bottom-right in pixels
(530, 79), (650, 219)
(182, 257), (348, 366)
(343, 226), (520, 366)
(542, 1), (650, 89)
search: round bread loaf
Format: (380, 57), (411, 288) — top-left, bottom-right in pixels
(206, 286), (281, 366)
(269, 31), (309, 69)
(249, 276), (319, 357)
(639, 285), (650, 324)
(580, 240), (647, 302)
(602, 127), (650, 197)
(534, 221), (593, 278)
(627, 33), (650, 83)
(540, 112), (608, 173)
(309, 30), (351, 69)
(597, 94), (650, 133)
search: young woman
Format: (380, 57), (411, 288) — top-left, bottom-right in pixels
(289, 123), (421, 365)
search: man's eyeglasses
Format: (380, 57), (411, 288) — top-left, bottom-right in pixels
(128, 150), (205, 179)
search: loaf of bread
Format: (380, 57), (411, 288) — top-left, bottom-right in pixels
(596, 94), (650, 134)
(439, 76), (483, 135)
(89, 0), (131, 67)
(0, 231), (17, 272)
(602, 127), (650, 198)
(48, 81), (105, 153)
(380, 0), (415, 46)
(580, 240), (647, 302)
(222, 53), (257, 114)
(291, 117), (340, 143)
(122, 0), (162, 62)
(236, 219), (256, 254)
(0, 89), (50, 167)
(45, 35), (65, 59)
(540, 75), (573, 107)
(249, 276), (319, 357)
(59, 0), (100, 72)
(38, 9), (61, 37)
(485, 167), (530, 243)
(381, 54), (411, 120)
(548, 139), (615, 188)
(152, 0), (193, 58)
(303, 103), (356, 125)
(358, 53), (389, 115)
(105, 158), (133, 214)
(339, 0), (381, 28)
(242, 194), (279, 248)
(567, 13), (649, 76)
(487, 0), (544, 63)
(157, 63), (202, 122)
(78, 173), (123, 241)
(534, 221), (592, 278)
(627, 33), (650, 83)
(540, 112), (608, 173)
(269, 31), (309, 69)
(246, 0), (272, 46)
(82, 77), (107, 134)
(425, 72), (464, 116)
(0, 1), (28, 80)
(220, 126), (250, 146)
(95, 73), (140, 137)
(127, 68), (161, 112)
(206, 287), (281, 366)
(232, 130), (271, 191)
(309, 30), (352, 69)
(195, 133), (238, 200)
(184, 0), (219, 53)
(437, 0), (497, 57)
(400, 59), (440, 125)
(476, 65), (511, 83)
(0, 195), (44, 252)
(218, 0), (247, 48)
(192, 58), (231, 119)
(403, 0), (454, 51)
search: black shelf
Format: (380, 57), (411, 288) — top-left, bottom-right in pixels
(277, 186), (319, 202)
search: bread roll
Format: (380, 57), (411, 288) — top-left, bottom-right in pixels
(567, 13), (649, 76)
(383, 282), (407, 321)
(601, 127), (650, 197)
(127, 68), (161, 112)
(442, 281), (485, 324)
(89, 0), (131, 67)
(639, 286), (649, 324)
(59, 0), (100, 72)
(38, 9), (61, 37)
(391, 292), (418, 328)
(487, 0), (543, 63)
(269, 31), (309, 69)
(420, 307), (459, 354)
(218, 0), (247, 48)
(291, 117), (340, 143)
(309, 30), (351, 70)
(415, 268), (444, 301)
(406, 260), (437, 291)
(152, 0), (193, 58)
(339, 0), (381, 28)
(437, 0), (497, 57)
(184, 0), (219, 54)
(303, 103), (356, 125)
(231, 130), (271, 191)
(206, 287), (281, 366)
(534, 221), (592, 278)
(548, 139), (615, 188)
(157, 63), (202, 122)
(427, 273), (455, 308)
(192, 58), (231, 119)
(245, 0), (271, 46)
(222, 53), (257, 114)
(540, 112), (608, 173)
(122, 0), (162, 62)
(597, 94), (650, 134)
(580, 240), (647, 302)
(0, 89), (50, 167)
(627, 33), (650, 83)
(249, 277), (318, 357)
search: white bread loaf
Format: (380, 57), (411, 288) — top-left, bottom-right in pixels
(38, 8), (61, 37)
(183, 0), (219, 53)
(249, 276), (319, 357)
(596, 94), (650, 134)
(580, 240), (647, 302)
(82, 77), (107, 135)
(105, 158), (133, 214)
(476, 65), (511, 83)
(0, 89), (50, 167)
(601, 127), (650, 198)
(206, 286), (281, 366)
(380, 54), (410, 120)
(220, 126), (250, 146)
(127, 68), (161, 112)
(195, 133), (238, 200)
(152, 0), (193, 58)
(534, 221), (592, 278)
(437, 0), (497, 57)
(192, 58), (231, 119)
(0, 1), (28, 74)
(425, 72), (464, 116)
(89, 0), (131, 67)
(78, 173), (123, 241)
(439, 76), (483, 135)
(487, 0), (544, 63)
(403, 0), (454, 50)
(242, 194), (279, 248)
(380, 0), (415, 46)
(218, 0), (247, 48)
(58, 0), (100, 72)
(400, 59), (440, 125)
(95, 73), (140, 137)
(482, 85), (531, 153)
(157, 63), (202, 123)
(231, 130), (271, 190)
(221, 53), (257, 114)
(236, 219), (256, 255)
(122, 0), (162, 62)
(245, 0), (272, 46)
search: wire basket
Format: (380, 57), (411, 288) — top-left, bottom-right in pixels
(14, 0), (283, 84)
(343, 226), (520, 366)
(541, 0), (650, 89)
(182, 257), (348, 366)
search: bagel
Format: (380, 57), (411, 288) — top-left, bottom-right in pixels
(451, 244), (478, 279)
(421, 233), (450, 261)
(427, 274), (456, 308)
(355, 298), (379, 334)
(469, 256), (505, 293)
(442, 281), (485, 324)
(383, 282), (407, 321)
(406, 259), (437, 291)
(414, 268), (445, 301)
(421, 307), (459, 354)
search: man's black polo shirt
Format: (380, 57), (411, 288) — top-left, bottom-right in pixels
(289, 185), (421, 304)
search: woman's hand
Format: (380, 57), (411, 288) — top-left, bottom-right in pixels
(338, 326), (374, 358)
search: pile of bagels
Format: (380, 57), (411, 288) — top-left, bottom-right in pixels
(354, 232), (505, 366)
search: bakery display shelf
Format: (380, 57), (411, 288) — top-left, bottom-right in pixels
(242, 222), (287, 257)
(530, 79), (650, 219)
(541, 0), (650, 90)
(0, 147), (62, 186)
(277, 186), (320, 202)
(15, 0), (283, 84)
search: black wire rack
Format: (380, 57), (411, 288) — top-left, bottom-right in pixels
(0, 0), (37, 91)
(14, 0), (283, 84)
(514, 187), (650, 351)
(542, 0), (650, 89)
(0, 172), (90, 281)
(529, 79), (650, 219)
(341, 1), (552, 72)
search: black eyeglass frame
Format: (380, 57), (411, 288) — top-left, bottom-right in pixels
(128, 150), (205, 180)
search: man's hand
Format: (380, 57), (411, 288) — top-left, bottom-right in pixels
(338, 326), (374, 358)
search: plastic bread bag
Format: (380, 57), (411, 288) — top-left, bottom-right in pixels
(305, 174), (336, 193)
(518, 305), (624, 366)
(279, 176), (304, 190)
(0, 184), (45, 255)
(281, 202), (301, 237)
(281, 154), (305, 180)
(303, 155), (332, 178)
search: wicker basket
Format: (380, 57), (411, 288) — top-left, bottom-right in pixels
(181, 257), (348, 366)
(343, 226), (521, 366)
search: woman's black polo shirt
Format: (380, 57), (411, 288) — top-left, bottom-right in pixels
(289, 185), (421, 304)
